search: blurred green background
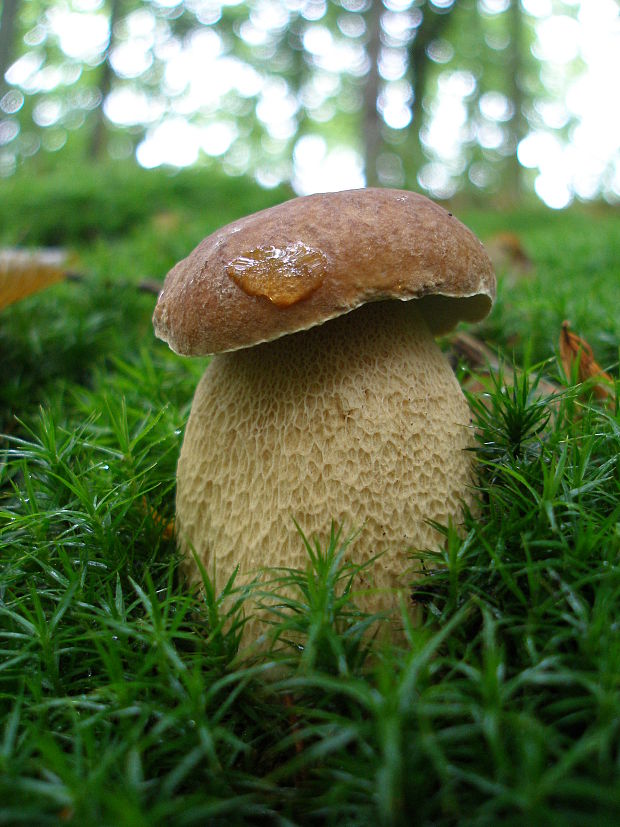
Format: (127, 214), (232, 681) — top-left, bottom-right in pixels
(1, 0), (619, 207)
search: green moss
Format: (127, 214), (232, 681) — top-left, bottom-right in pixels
(1, 167), (619, 825)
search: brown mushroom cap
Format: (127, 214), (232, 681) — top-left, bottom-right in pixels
(153, 188), (495, 356)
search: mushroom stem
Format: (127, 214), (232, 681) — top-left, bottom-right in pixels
(176, 300), (475, 639)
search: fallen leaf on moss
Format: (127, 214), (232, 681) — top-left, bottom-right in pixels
(141, 496), (175, 541)
(448, 331), (560, 402)
(138, 278), (164, 296)
(560, 320), (614, 402)
(151, 210), (182, 234)
(486, 231), (533, 275)
(0, 248), (78, 310)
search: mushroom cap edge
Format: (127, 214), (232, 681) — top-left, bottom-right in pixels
(153, 187), (496, 356)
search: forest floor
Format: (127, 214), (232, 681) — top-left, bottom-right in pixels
(1, 163), (619, 825)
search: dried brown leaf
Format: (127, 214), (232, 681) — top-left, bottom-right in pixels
(448, 331), (560, 404)
(141, 496), (175, 540)
(560, 320), (614, 402)
(138, 278), (164, 296)
(0, 248), (77, 311)
(486, 231), (533, 274)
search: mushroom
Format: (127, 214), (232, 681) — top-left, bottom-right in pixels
(153, 188), (495, 640)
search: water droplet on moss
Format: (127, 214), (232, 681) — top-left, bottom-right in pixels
(226, 241), (328, 307)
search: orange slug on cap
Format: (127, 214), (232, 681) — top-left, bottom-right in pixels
(226, 241), (328, 308)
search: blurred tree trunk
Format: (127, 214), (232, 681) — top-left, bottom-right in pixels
(505, 0), (527, 200)
(0, 0), (20, 95)
(363, 0), (383, 187)
(408, 1), (458, 170)
(89, 0), (124, 160)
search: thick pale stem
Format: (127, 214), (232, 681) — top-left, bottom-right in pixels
(176, 300), (475, 640)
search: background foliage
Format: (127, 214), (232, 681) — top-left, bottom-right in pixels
(2, 0), (616, 203)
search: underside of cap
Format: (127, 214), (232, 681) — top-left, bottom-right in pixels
(153, 188), (496, 356)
